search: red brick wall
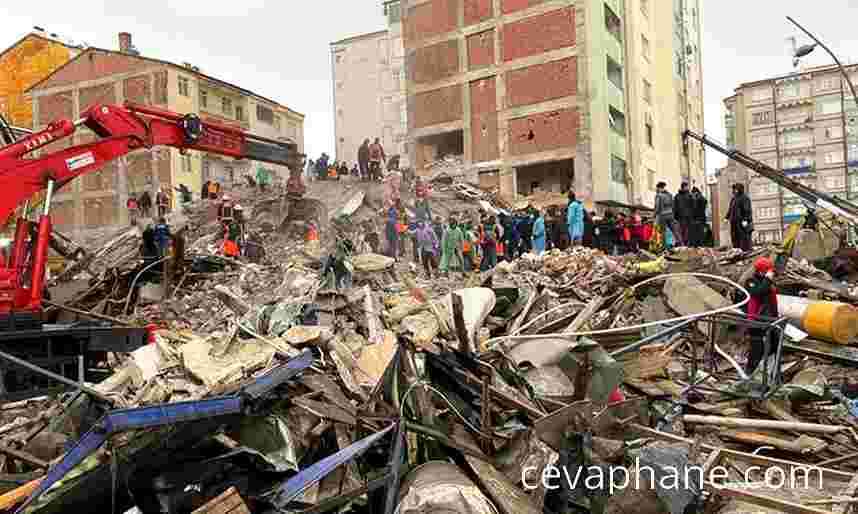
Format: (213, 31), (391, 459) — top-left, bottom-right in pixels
(467, 30), (495, 70)
(37, 92), (74, 127)
(501, 7), (575, 62)
(470, 77), (499, 163)
(123, 75), (151, 104)
(409, 85), (463, 129)
(501, 0), (545, 15)
(404, 0), (459, 47)
(506, 57), (576, 108)
(35, 50), (150, 91)
(79, 82), (116, 114)
(508, 108), (578, 156)
(464, 0), (492, 26)
(153, 71), (168, 105)
(408, 40), (460, 84)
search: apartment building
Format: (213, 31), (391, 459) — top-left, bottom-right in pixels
(331, 1), (409, 168)
(27, 33), (304, 232)
(724, 64), (858, 244)
(400, 0), (705, 208)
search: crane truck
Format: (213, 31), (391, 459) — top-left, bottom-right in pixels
(0, 102), (304, 399)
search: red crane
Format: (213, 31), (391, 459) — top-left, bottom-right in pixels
(0, 102), (303, 318)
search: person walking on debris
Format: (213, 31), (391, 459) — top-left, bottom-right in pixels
(385, 205), (400, 260)
(674, 182), (693, 247)
(141, 225), (159, 268)
(582, 210), (594, 248)
(690, 186), (708, 247)
(138, 190), (152, 219)
(653, 181), (680, 251)
(153, 217), (171, 258)
(416, 221), (439, 278)
(127, 194), (139, 226)
(629, 208), (644, 252)
(440, 217), (464, 275)
(369, 138), (385, 181)
(745, 257), (780, 374)
(504, 213), (520, 259)
(480, 215), (501, 271)
(358, 139), (370, 181)
(531, 207), (547, 256)
(156, 187), (170, 218)
(567, 192), (584, 246)
(727, 183), (753, 252)
(518, 211), (533, 255)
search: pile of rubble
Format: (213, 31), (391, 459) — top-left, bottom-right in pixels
(3, 185), (858, 514)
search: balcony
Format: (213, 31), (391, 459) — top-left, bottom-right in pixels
(783, 165), (814, 176)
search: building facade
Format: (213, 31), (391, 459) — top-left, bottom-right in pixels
(725, 64), (858, 244)
(0, 30), (81, 129)
(331, 1), (409, 169)
(400, 0), (705, 207)
(28, 33), (304, 232)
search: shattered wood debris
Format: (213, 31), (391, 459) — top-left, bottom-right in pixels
(6, 179), (858, 514)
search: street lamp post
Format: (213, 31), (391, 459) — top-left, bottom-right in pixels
(786, 16), (858, 110)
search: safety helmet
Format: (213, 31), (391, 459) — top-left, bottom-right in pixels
(754, 257), (773, 273)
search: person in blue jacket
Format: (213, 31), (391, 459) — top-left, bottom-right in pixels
(566, 192), (584, 246)
(531, 208), (546, 256)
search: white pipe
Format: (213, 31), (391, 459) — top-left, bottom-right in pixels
(683, 414), (845, 434)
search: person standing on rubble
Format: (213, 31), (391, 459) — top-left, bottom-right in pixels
(369, 138), (386, 181)
(519, 211), (533, 255)
(156, 187), (170, 218)
(745, 257), (780, 374)
(531, 208), (547, 256)
(385, 205), (400, 260)
(127, 194), (139, 226)
(673, 182), (693, 247)
(153, 217), (171, 258)
(480, 216), (501, 271)
(138, 190), (152, 219)
(567, 192), (584, 247)
(690, 186), (708, 247)
(726, 183), (753, 252)
(440, 217), (464, 275)
(653, 181), (680, 251)
(358, 139), (370, 181)
(416, 221), (439, 278)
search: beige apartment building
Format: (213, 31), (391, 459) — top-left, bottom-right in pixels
(724, 63), (858, 244)
(400, 0), (705, 208)
(330, 0), (409, 169)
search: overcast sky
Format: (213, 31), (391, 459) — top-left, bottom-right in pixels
(3, 0), (858, 174)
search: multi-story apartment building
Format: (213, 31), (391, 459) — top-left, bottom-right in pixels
(724, 64), (858, 244)
(400, 0), (705, 208)
(330, 1), (409, 168)
(27, 32), (304, 232)
(0, 29), (81, 128)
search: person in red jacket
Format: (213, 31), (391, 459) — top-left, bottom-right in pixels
(629, 209), (644, 252)
(745, 257), (779, 374)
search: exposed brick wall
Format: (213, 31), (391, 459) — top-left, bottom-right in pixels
(35, 50), (149, 91)
(404, 0), (459, 47)
(506, 57), (576, 108)
(408, 40), (460, 84)
(37, 92), (74, 127)
(79, 82), (116, 114)
(83, 197), (118, 228)
(153, 71), (168, 105)
(467, 30), (495, 70)
(464, 0), (493, 26)
(51, 200), (75, 229)
(409, 85), (463, 129)
(123, 75), (151, 104)
(501, 7), (575, 62)
(501, 0), (546, 15)
(470, 77), (499, 163)
(508, 108), (578, 156)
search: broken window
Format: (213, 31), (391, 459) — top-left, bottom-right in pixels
(611, 155), (626, 184)
(607, 56), (623, 91)
(609, 106), (626, 137)
(605, 4), (622, 42)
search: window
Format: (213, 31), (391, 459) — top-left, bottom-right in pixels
(235, 105), (244, 122)
(178, 76), (189, 97)
(818, 77), (836, 91)
(609, 106), (626, 136)
(825, 175), (846, 190)
(182, 154), (191, 173)
(849, 143), (858, 161)
(257, 104), (274, 124)
(826, 126), (843, 139)
(782, 132), (805, 146)
(643, 79), (652, 104)
(824, 150), (844, 164)
(607, 56), (623, 91)
(752, 111), (772, 126)
(199, 90), (208, 109)
(384, 1), (401, 24)
(274, 114), (281, 130)
(392, 69), (401, 91)
(611, 155), (626, 184)
(222, 97), (232, 117)
(605, 4), (622, 42)
(645, 122), (653, 147)
(648, 168), (655, 190)
(641, 35), (651, 61)
(778, 83), (799, 99)
(641, 0), (648, 17)
(817, 95), (842, 116)
(758, 207), (777, 219)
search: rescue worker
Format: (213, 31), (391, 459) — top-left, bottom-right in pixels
(138, 190), (153, 219)
(726, 183), (753, 251)
(567, 192), (584, 246)
(439, 217), (464, 275)
(531, 208), (547, 256)
(385, 205), (400, 260)
(481, 216), (500, 271)
(416, 221), (439, 278)
(674, 182), (694, 247)
(654, 181), (680, 252)
(745, 257), (779, 374)
(153, 217), (171, 258)
(690, 186), (708, 247)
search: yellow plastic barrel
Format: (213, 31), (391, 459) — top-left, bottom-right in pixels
(801, 301), (858, 345)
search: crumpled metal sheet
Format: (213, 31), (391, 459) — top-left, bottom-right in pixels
(638, 446), (701, 514)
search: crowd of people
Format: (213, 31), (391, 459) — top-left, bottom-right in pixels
(305, 138), (401, 183)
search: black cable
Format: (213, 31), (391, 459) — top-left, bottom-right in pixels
(0, 112), (16, 146)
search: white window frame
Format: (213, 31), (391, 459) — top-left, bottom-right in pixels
(178, 76), (190, 97)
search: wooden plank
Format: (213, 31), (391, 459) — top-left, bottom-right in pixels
(192, 486), (250, 514)
(711, 484), (836, 514)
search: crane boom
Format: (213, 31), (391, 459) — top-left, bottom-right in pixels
(683, 129), (858, 226)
